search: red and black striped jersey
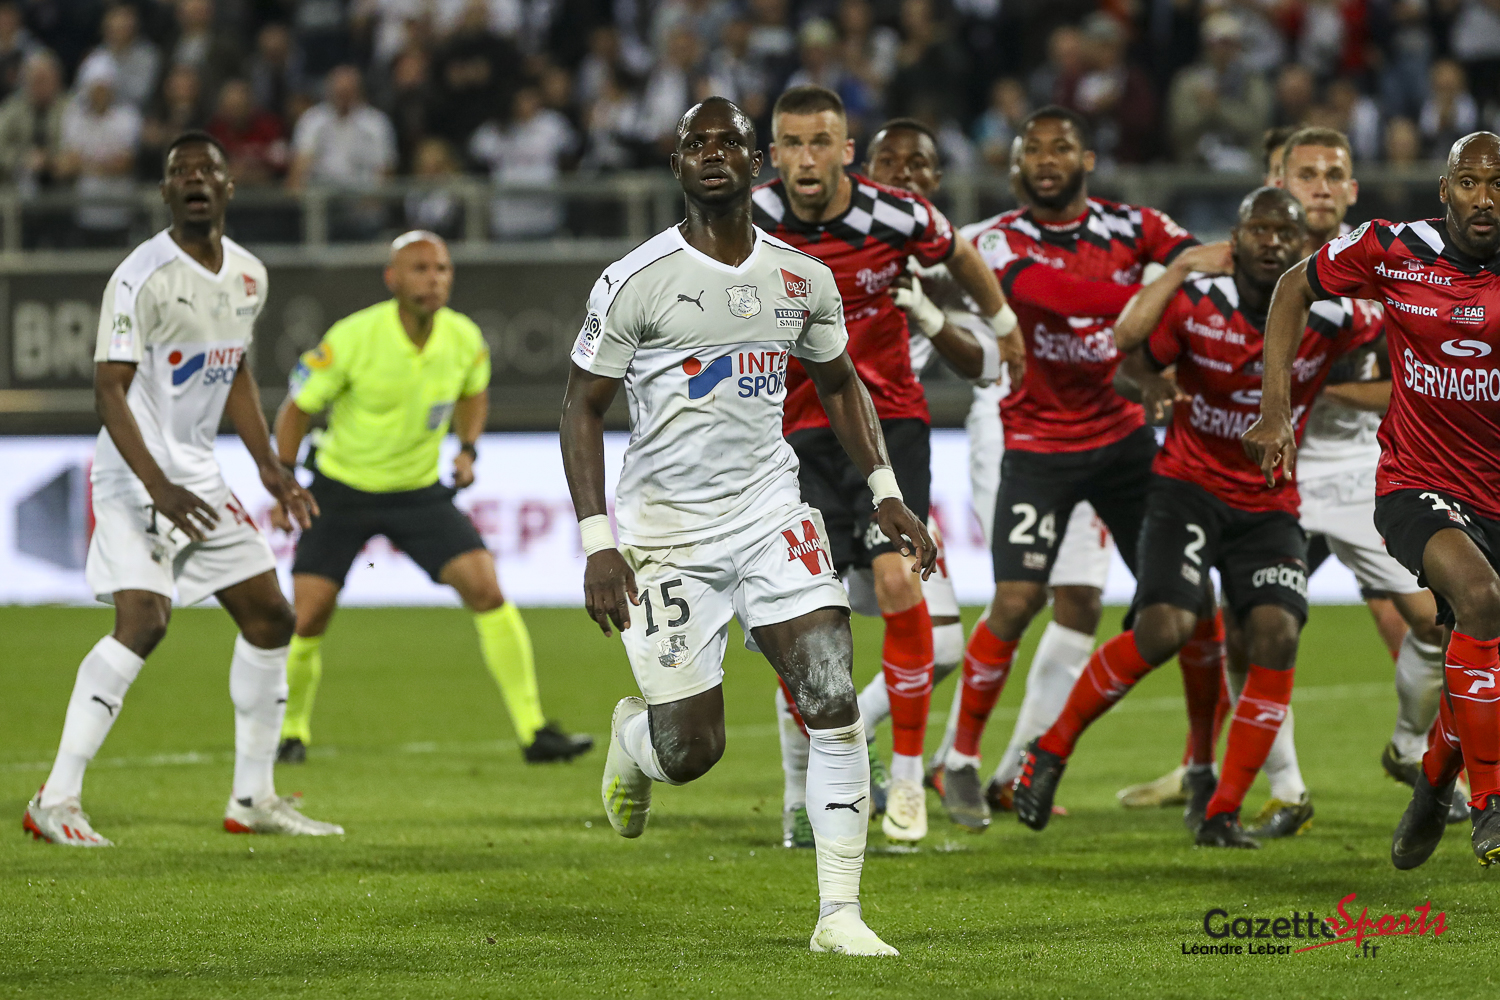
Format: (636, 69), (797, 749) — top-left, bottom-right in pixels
(752, 173), (955, 433)
(1145, 274), (1382, 513)
(1309, 217), (1500, 518)
(971, 199), (1197, 452)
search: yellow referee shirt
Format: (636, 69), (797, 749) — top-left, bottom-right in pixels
(289, 300), (490, 493)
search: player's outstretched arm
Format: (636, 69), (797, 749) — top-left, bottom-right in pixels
(946, 234), (1025, 383)
(802, 351), (936, 577)
(1112, 242), (1233, 353)
(95, 360), (219, 542)
(226, 362), (317, 530)
(1243, 258), (1317, 486)
(1321, 380), (1391, 412)
(891, 271), (990, 381)
(559, 363), (638, 637)
(1118, 349), (1189, 423)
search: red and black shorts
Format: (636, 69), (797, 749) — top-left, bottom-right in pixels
(1375, 487), (1500, 627)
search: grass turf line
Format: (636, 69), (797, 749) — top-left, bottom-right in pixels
(1, 604), (1495, 998)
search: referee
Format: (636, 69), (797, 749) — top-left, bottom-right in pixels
(271, 230), (592, 764)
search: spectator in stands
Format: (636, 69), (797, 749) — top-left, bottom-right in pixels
(385, 47), (436, 173)
(247, 22), (306, 126)
(1451, 0), (1500, 110)
(706, 16), (769, 124)
(838, 0), (899, 96)
(786, 19), (875, 134)
(1273, 63), (1316, 128)
(1232, 0), (1288, 75)
(578, 69), (639, 172)
(1377, 0), (1433, 120)
(0, 1), (38, 103)
(1323, 77), (1382, 161)
(78, 4), (160, 112)
(1073, 12), (1156, 165)
(1296, 0), (1348, 79)
(141, 65), (207, 173)
(1029, 25), (1084, 109)
(470, 84), (577, 238)
(538, 62), (577, 122)
(404, 135), (464, 237)
(169, 0), (243, 116)
(295, 0), (353, 77)
(56, 58), (141, 244)
(635, 26), (704, 156)
(889, 0), (963, 120)
(1420, 57), (1478, 154)
(1167, 12), (1271, 169)
(652, 0), (734, 57)
(746, 0), (796, 87)
(575, 25), (625, 108)
(1384, 114), (1423, 163)
(288, 65), (396, 190)
(973, 76), (1028, 170)
(431, 0), (523, 149)
(206, 78), (288, 185)
(0, 50), (64, 192)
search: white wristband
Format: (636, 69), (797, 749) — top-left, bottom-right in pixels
(974, 324), (1002, 385)
(868, 466), (902, 506)
(579, 514), (616, 556)
(987, 303), (1018, 339)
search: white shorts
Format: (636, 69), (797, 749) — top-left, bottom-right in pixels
(844, 514), (961, 619)
(966, 388), (1113, 591)
(619, 503), (851, 706)
(86, 484), (277, 606)
(1299, 467), (1421, 595)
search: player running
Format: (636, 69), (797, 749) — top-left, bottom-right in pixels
(561, 97), (934, 955)
(751, 86), (1022, 843)
(1253, 131), (1500, 868)
(946, 106), (1231, 829)
(1017, 187), (1380, 847)
(24, 131), (341, 845)
(270, 231), (592, 767)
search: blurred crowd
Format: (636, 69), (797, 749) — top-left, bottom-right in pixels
(0, 0), (1488, 239)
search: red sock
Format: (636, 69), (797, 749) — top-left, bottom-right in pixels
(778, 677), (807, 737)
(1211, 678), (1232, 750)
(1444, 631), (1500, 806)
(1423, 691), (1465, 789)
(952, 621), (1019, 757)
(1037, 631), (1155, 759)
(882, 601), (934, 758)
(1179, 610), (1224, 766)
(1205, 664), (1294, 819)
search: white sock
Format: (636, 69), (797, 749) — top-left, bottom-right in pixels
(40, 636), (144, 808)
(1225, 662), (1306, 802)
(776, 686), (810, 808)
(229, 636), (289, 806)
(1392, 631), (1445, 759)
(856, 675), (889, 742)
(932, 622), (964, 686)
(806, 719), (868, 909)
(991, 622), (1094, 788)
(620, 705), (676, 785)
(931, 673), (963, 772)
(890, 752), (923, 783)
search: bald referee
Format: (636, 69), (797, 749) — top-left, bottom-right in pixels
(271, 231), (592, 764)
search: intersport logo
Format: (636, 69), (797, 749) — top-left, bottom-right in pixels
(1442, 338), (1493, 358)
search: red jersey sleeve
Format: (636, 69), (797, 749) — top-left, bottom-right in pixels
(1307, 221), (1382, 300)
(1142, 291), (1191, 369)
(906, 194), (957, 267)
(1139, 207), (1198, 264)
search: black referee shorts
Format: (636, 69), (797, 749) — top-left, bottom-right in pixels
(292, 470), (486, 586)
(788, 418), (930, 572)
(1375, 487), (1500, 627)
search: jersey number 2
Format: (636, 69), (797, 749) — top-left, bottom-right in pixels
(642, 579), (690, 636)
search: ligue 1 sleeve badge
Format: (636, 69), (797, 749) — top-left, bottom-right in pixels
(726, 285), (761, 319)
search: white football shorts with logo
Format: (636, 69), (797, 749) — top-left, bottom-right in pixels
(966, 386), (1112, 589)
(1298, 462), (1421, 595)
(844, 514), (960, 619)
(618, 503), (850, 706)
(86, 480), (277, 606)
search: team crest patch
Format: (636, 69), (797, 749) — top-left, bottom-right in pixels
(726, 285), (761, 319)
(305, 343), (334, 369)
(240, 274), (258, 297)
(657, 634), (690, 669)
(978, 230), (1005, 254)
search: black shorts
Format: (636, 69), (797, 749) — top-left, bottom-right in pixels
(292, 471), (486, 585)
(992, 425), (1156, 583)
(1375, 488), (1500, 627)
(1135, 476), (1309, 625)
(789, 418), (930, 572)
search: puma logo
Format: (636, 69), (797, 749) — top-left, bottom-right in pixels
(90, 695), (116, 716)
(177, 297), (193, 307)
(825, 795), (866, 814)
(601, 274), (617, 292)
(677, 290), (705, 311)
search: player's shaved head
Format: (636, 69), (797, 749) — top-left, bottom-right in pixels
(1440, 131), (1500, 258)
(385, 232), (453, 321)
(677, 97), (756, 152)
(1237, 186), (1306, 226)
(389, 229), (446, 264)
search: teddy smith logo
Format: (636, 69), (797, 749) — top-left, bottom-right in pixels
(1183, 895), (1447, 958)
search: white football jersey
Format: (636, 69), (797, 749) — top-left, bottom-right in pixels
(91, 231), (269, 501)
(572, 224), (847, 546)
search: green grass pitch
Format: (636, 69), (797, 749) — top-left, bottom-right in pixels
(2, 603), (1496, 998)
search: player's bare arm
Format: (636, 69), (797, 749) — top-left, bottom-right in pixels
(1112, 242), (1235, 352)
(559, 363), (638, 636)
(450, 391), (486, 489)
(269, 398), (314, 531)
(1118, 349), (1189, 422)
(801, 351), (936, 576)
(1244, 258), (1316, 486)
(1320, 380), (1391, 412)
(224, 362), (316, 530)
(95, 360), (218, 542)
(889, 269), (988, 380)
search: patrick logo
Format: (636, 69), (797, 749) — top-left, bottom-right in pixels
(782, 520), (828, 575)
(684, 355), (733, 398)
(781, 269), (809, 298)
